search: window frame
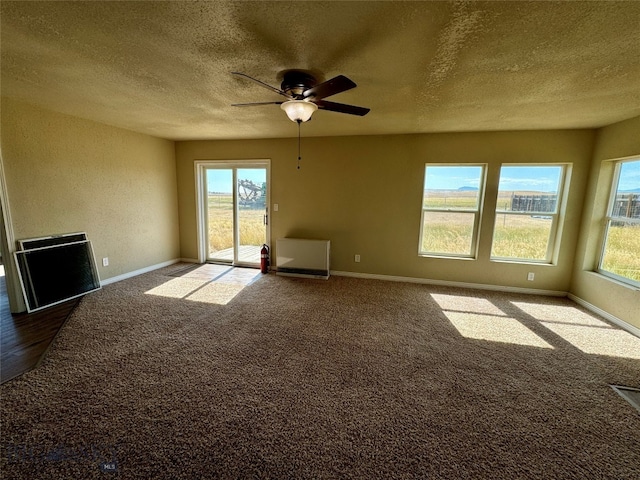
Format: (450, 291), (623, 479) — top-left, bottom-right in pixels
(418, 163), (487, 259)
(490, 163), (568, 264)
(597, 158), (640, 288)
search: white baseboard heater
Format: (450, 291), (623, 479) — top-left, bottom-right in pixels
(276, 238), (330, 280)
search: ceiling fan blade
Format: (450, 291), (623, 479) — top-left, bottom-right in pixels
(303, 75), (356, 100)
(231, 101), (284, 107)
(231, 72), (292, 99)
(315, 100), (370, 116)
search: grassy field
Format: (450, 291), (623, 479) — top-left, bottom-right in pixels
(424, 190), (551, 210)
(207, 195), (265, 255)
(491, 214), (552, 260)
(207, 192), (639, 282)
(421, 212), (552, 259)
(422, 190), (639, 281)
(600, 223), (640, 282)
(422, 191), (553, 259)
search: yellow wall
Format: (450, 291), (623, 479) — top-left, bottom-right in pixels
(1, 98), (180, 282)
(570, 116), (640, 329)
(176, 129), (594, 292)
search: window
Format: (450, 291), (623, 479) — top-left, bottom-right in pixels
(491, 165), (566, 263)
(598, 159), (640, 287)
(419, 165), (486, 257)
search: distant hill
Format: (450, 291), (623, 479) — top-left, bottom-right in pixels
(457, 186), (478, 192)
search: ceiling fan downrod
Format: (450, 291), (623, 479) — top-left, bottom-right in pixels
(297, 119), (302, 170)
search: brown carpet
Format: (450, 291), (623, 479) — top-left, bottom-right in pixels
(2, 263), (639, 479)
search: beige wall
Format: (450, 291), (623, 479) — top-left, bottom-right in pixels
(1, 98), (180, 283)
(570, 116), (640, 329)
(176, 129), (594, 292)
(4, 96), (633, 327)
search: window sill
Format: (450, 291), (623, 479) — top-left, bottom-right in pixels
(587, 270), (640, 291)
(418, 254), (476, 261)
(490, 259), (555, 266)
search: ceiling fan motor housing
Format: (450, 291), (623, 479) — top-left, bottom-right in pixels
(281, 71), (317, 98)
(231, 70), (369, 116)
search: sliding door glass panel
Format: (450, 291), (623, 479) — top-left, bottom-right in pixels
(206, 169), (234, 262)
(237, 168), (267, 264)
(202, 163), (269, 267)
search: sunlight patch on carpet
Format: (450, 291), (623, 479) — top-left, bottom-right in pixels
(145, 274), (255, 305)
(431, 294), (507, 316)
(511, 302), (611, 327)
(444, 311), (553, 349)
(540, 322), (640, 359)
(169, 264), (262, 285)
(145, 278), (247, 305)
(168, 263), (233, 280)
(146, 267), (262, 305)
(184, 282), (246, 305)
(145, 277), (210, 299)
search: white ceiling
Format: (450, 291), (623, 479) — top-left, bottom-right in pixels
(2, 1), (639, 140)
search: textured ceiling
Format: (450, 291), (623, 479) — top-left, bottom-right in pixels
(2, 1), (639, 140)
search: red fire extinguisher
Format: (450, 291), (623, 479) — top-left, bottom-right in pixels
(260, 244), (270, 274)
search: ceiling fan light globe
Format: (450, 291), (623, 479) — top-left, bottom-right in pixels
(281, 100), (317, 122)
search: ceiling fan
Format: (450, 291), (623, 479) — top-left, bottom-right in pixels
(231, 70), (370, 123)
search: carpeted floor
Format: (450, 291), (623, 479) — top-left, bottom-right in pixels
(2, 264), (639, 479)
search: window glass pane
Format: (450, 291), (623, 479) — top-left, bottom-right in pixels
(492, 214), (552, 260)
(601, 221), (640, 282)
(237, 169), (267, 263)
(424, 166), (483, 210)
(614, 161), (640, 199)
(497, 166), (562, 213)
(599, 159), (640, 285)
(612, 161), (640, 219)
(422, 211), (476, 255)
(206, 169), (234, 258)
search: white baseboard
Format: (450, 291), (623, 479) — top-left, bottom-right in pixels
(101, 259), (181, 286)
(330, 270), (567, 297)
(567, 293), (640, 338)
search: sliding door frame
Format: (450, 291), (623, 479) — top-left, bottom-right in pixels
(194, 159), (271, 265)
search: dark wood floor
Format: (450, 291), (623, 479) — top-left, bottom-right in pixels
(0, 268), (79, 384)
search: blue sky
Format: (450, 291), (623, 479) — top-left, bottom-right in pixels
(425, 165), (563, 192)
(207, 168), (266, 193)
(618, 160), (640, 192)
(497, 166), (562, 192)
(207, 161), (640, 194)
(425, 162), (640, 192)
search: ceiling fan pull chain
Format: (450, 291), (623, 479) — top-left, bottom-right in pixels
(297, 119), (302, 170)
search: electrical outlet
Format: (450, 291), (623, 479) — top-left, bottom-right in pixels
(273, 203), (279, 211)
(355, 254), (361, 263)
(527, 272), (535, 281)
(102, 257), (109, 267)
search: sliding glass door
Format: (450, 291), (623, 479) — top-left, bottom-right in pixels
(199, 161), (269, 267)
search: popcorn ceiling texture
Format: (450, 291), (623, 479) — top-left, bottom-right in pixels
(1, 1), (639, 140)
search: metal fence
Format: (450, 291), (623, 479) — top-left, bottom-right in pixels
(509, 192), (639, 219)
(612, 193), (640, 219)
(510, 194), (557, 213)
